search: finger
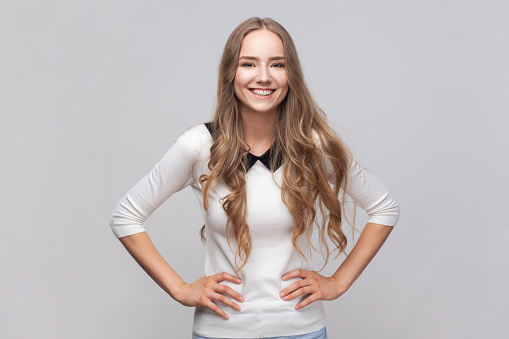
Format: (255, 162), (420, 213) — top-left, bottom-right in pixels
(213, 292), (242, 312)
(210, 272), (242, 284)
(203, 300), (230, 319)
(282, 286), (313, 301)
(216, 283), (245, 303)
(281, 269), (310, 281)
(295, 294), (319, 310)
(279, 279), (310, 298)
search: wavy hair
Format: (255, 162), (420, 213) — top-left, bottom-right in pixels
(199, 17), (354, 272)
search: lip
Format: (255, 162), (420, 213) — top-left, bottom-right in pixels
(249, 88), (276, 98)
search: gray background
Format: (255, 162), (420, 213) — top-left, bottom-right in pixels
(1, 1), (507, 338)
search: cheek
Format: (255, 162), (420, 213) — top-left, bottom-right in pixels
(279, 76), (289, 96)
(276, 72), (289, 91)
(234, 70), (247, 96)
(282, 78), (289, 92)
(278, 83), (289, 104)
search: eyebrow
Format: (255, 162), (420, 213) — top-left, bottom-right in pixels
(239, 56), (285, 61)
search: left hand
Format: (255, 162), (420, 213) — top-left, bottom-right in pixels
(279, 269), (348, 310)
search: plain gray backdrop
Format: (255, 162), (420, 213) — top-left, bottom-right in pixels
(1, 1), (507, 338)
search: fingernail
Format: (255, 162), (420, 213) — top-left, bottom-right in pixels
(283, 296), (289, 300)
(279, 292), (284, 297)
(239, 296), (245, 302)
(236, 305), (241, 311)
(282, 275), (287, 280)
(223, 314), (229, 319)
(236, 278), (242, 283)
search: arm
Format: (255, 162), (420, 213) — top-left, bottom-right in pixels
(109, 129), (198, 238)
(118, 232), (244, 319)
(280, 223), (393, 309)
(110, 127), (243, 318)
(118, 232), (186, 298)
(280, 156), (400, 309)
(331, 222), (393, 290)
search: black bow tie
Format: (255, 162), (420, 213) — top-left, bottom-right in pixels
(204, 122), (283, 172)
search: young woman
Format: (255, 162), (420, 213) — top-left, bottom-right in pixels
(110, 17), (400, 339)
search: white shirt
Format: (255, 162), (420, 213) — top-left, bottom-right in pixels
(110, 123), (400, 338)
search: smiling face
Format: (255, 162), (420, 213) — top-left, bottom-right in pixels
(234, 29), (289, 118)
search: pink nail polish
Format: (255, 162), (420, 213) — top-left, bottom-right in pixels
(279, 292), (284, 297)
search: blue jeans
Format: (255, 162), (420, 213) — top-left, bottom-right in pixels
(192, 327), (327, 339)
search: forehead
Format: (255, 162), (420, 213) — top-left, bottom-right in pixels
(239, 29), (284, 56)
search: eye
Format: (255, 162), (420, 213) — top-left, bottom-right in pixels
(272, 63), (285, 68)
(241, 63), (255, 67)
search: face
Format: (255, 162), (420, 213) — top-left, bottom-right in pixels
(234, 29), (289, 117)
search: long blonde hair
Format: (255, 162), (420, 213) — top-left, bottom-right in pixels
(200, 17), (353, 272)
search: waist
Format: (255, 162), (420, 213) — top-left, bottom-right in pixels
(193, 299), (325, 338)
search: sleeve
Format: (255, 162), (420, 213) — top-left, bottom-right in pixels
(325, 155), (400, 227)
(109, 129), (198, 238)
(343, 157), (400, 226)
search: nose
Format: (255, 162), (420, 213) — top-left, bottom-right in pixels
(256, 65), (271, 83)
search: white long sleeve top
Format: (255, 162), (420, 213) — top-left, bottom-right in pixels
(110, 123), (400, 338)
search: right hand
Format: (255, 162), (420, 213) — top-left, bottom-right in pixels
(173, 272), (244, 319)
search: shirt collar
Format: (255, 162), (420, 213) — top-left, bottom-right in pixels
(204, 122), (282, 172)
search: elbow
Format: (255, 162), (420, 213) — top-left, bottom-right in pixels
(109, 214), (120, 237)
(385, 198), (400, 226)
(109, 214), (147, 239)
(109, 213), (124, 238)
(367, 195), (400, 227)
(391, 200), (401, 225)
(108, 194), (151, 238)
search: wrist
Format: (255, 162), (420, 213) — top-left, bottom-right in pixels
(168, 280), (187, 300)
(331, 275), (351, 293)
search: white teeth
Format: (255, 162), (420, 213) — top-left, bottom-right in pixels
(251, 89), (274, 96)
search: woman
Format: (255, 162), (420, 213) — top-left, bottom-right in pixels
(110, 17), (400, 339)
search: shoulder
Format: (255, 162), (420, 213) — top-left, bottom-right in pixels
(175, 123), (211, 147)
(171, 123), (213, 160)
(179, 123), (210, 140)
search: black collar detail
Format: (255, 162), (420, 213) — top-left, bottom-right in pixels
(204, 122), (282, 172)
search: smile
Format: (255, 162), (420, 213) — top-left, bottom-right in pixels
(249, 88), (275, 96)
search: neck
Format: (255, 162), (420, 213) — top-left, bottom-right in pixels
(240, 108), (278, 156)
